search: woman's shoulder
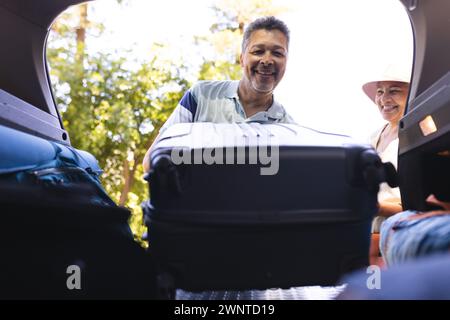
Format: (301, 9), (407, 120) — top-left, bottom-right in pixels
(368, 124), (387, 147)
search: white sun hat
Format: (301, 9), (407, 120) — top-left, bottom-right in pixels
(362, 64), (411, 103)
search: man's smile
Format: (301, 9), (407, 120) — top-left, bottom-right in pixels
(253, 68), (276, 78)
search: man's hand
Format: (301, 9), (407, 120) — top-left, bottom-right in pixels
(143, 147), (151, 173)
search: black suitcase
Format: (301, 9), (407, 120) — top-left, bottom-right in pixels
(144, 122), (392, 292)
(0, 183), (158, 299)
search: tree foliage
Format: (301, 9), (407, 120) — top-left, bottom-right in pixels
(47, 5), (189, 242)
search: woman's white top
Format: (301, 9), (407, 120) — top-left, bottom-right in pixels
(369, 125), (401, 202)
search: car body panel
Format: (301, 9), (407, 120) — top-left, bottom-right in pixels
(0, 0), (92, 144)
(398, 0), (450, 210)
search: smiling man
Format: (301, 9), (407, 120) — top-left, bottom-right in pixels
(143, 16), (296, 172)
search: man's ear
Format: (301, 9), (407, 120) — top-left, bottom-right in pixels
(239, 53), (243, 67)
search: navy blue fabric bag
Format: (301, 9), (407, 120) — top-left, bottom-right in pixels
(0, 125), (115, 207)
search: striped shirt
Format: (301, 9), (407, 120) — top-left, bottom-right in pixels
(159, 80), (296, 134)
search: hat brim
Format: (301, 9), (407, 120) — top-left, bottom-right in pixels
(362, 80), (410, 104)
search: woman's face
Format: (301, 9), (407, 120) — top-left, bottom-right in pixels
(374, 81), (409, 123)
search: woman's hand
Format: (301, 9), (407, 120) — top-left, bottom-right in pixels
(406, 194), (450, 220)
(378, 198), (403, 217)
(426, 194), (450, 210)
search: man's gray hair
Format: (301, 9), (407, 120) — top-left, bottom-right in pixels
(242, 16), (290, 52)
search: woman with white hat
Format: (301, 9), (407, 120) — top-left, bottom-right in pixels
(362, 64), (410, 266)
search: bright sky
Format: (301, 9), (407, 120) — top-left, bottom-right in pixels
(85, 0), (413, 141)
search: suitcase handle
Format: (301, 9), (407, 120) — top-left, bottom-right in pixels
(147, 154), (183, 196)
(382, 162), (399, 188)
(360, 149), (398, 192)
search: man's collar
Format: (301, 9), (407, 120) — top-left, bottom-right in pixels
(266, 100), (285, 120)
(227, 80), (285, 120)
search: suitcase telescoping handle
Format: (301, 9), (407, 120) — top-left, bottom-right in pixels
(360, 149), (399, 193)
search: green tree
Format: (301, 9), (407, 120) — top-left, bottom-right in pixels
(47, 4), (189, 243)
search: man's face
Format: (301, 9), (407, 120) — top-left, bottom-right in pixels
(240, 29), (288, 94)
(374, 81), (409, 123)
